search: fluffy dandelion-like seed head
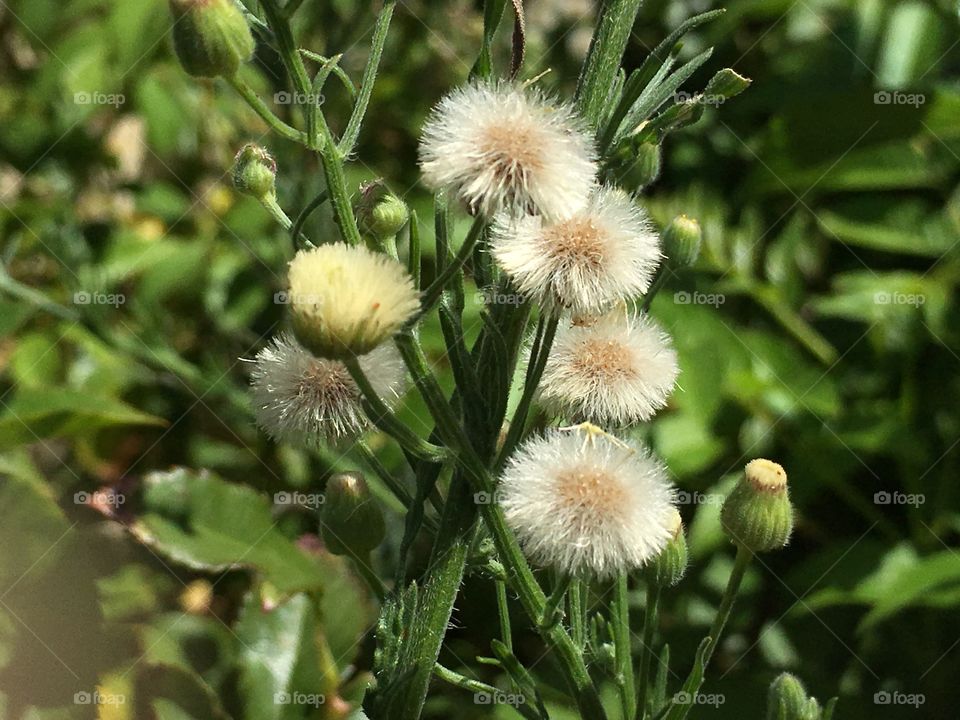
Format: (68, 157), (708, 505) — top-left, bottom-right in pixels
(419, 81), (598, 220)
(491, 186), (661, 315)
(287, 243), (420, 358)
(497, 428), (676, 578)
(250, 333), (405, 444)
(538, 312), (679, 425)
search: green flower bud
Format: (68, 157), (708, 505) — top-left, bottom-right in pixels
(620, 141), (662, 191)
(766, 673), (822, 720)
(356, 180), (409, 239)
(320, 472), (385, 557)
(721, 459), (794, 552)
(648, 508), (688, 587)
(232, 144), (276, 201)
(704, 69), (752, 102)
(169, 0), (255, 79)
(663, 215), (702, 268)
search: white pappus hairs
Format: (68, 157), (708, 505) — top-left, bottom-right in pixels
(497, 427), (677, 578)
(418, 80), (598, 221)
(491, 185), (662, 316)
(249, 333), (405, 444)
(538, 312), (679, 425)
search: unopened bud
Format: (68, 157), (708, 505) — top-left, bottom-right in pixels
(704, 69), (752, 101)
(232, 144), (277, 201)
(663, 215), (702, 267)
(619, 141), (661, 190)
(356, 181), (409, 239)
(648, 508), (687, 587)
(169, 0), (255, 79)
(721, 459), (794, 552)
(320, 472), (385, 557)
(766, 673), (821, 720)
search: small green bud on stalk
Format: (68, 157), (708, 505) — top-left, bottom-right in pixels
(766, 673), (822, 720)
(320, 472), (386, 557)
(662, 215), (702, 268)
(356, 180), (409, 240)
(704, 69), (752, 101)
(721, 459), (794, 552)
(232, 144), (277, 202)
(648, 508), (688, 587)
(169, 0), (255, 79)
(614, 140), (661, 191)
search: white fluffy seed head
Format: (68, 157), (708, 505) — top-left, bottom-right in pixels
(249, 333), (406, 445)
(287, 243), (420, 358)
(419, 81), (598, 221)
(491, 186), (661, 316)
(498, 428), (676, 578)
(538, 313), (679, 425)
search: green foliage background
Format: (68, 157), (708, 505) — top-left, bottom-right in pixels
(1, 0), (958, 718)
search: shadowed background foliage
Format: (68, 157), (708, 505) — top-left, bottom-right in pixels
(1, 0), (959, 718)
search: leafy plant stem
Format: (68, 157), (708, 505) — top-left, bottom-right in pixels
(635, 580), (661, 720)
(613, 572), (637, 720)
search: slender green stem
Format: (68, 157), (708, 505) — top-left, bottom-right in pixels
(635, 581), (660, 720)
(495, 580), (513, 650)
(414, 215), (485, 321)
(339, 1), (397, 156)
(569, 579), (586, 649)
(495, 312), (560, 470)
(290, 189), (328, 250)
(352, 552), (386, 601)
(226, 76), (308, 143)
(259, 0), (316, 146)
(344, 356), (448, 462)
(613, 573), (636, 720)
(665, 544), (752, 720)
(540, 574), (573, 628)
